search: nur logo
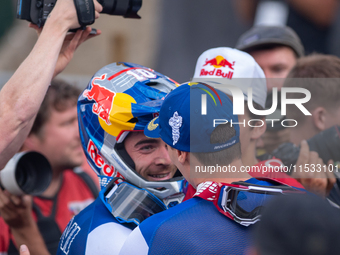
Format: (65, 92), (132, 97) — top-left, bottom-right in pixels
(190, 82), (311, 117)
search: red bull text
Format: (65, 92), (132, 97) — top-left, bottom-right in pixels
(87, 140), (115, 177)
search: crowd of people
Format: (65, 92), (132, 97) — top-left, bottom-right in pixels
(1, 0), (340, 254)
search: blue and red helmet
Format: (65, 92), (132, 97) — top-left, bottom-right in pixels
(78, 62), (184, 205)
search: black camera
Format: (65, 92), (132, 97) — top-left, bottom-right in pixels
(269, 125), (340, 171)
(17, 0), (142, 27)
(0, 151), (52, 195)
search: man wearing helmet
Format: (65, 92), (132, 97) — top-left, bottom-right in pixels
(57, 62), (185, 255)
(124, 132), (177, 181)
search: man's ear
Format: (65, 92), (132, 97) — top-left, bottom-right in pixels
(251, 119), (266, 140)
(22, 134), (40, 151)
(177, 150), (189, 164)
(311, 107), (327, 131)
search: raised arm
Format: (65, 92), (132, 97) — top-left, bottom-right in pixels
(0, 0), (102, 169)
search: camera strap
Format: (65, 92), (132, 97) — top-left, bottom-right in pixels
(73, 0), (95, 28)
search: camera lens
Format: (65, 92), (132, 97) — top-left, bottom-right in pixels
(15, 152), (52, 195)
(0, 151), (52, 195)
(99, 0), (142, 18)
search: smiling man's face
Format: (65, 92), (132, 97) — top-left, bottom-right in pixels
(124, 131), (177, 181)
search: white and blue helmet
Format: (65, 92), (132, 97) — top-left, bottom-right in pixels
(78, 62), (185, 206)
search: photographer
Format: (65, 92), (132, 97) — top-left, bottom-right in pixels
(0, 0), (102, 253)
(0, 80), (99, 255)
(236, 25), (304, 154)
(283, 54), (340, 198)
(0, 0), (103, 171)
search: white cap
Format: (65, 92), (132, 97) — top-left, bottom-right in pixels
(192, 47), (267, 108)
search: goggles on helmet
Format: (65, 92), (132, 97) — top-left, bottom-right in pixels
(100, 178), (167, 226)
(194, 180), (305, 227)
(221, 181), (304, 226)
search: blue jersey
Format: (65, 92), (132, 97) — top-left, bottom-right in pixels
(57, 197), (133, 255)
(119, 178), (294, 255)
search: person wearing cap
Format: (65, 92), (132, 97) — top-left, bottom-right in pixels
(236, 25), (304, 90)
(234, 0), (339, 56)
(119, 83), (304, 255)
(191, 47), (303, 182)
(190, 47), (326, 198)
(192, 47), (268, 169)
(236, 26), (304, 154)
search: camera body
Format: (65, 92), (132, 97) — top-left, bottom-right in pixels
(270, 125), (340, 172)
(17, 0), (56, 27)
(17, 0), (142, 27)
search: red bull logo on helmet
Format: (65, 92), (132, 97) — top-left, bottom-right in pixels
(83, 74), (115, 125)
(200, 55), (235, 79)
(87, 139), (115, 177)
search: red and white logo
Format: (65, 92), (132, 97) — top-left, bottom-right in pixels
(199, 55), (235, 79)
(83, 74), (116, 125)
(194, 181), (219, 201)
(87, 139), (115, 177)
